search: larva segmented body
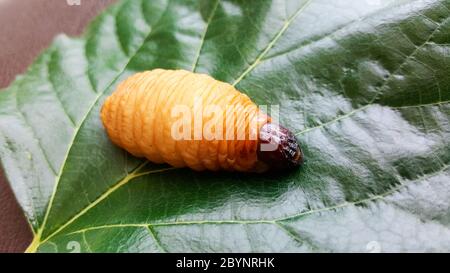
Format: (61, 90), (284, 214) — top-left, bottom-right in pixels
(101, 69), (302, 172)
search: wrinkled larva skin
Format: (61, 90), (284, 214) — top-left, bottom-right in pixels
(101, 69), (303, 172)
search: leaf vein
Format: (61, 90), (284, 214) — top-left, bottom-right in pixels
(295, 15), (450, 136)
(232, 0), (313, 86)
(191, 0), (220, 72)
(146, 225), (167, 253)
(47, 50), (77, 127)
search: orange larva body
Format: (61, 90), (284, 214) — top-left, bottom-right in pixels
(101, 69), (271, 172)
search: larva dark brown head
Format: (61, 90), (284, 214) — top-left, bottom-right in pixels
(257, 123), (303, 171)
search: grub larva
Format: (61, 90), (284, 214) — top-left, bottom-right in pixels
(100, 69), (302, 172)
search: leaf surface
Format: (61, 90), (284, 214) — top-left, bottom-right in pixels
(0, 0), (449, 252)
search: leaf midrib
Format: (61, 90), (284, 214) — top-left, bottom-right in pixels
(66, 163), (449, 238)
(56, 162), (448, 251)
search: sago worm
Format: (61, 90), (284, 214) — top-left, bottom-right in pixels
(101, 69), (303, 172)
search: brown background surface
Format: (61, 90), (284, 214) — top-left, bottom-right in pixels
(0, 0), (116, 253)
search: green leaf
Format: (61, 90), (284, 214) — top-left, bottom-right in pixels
(1, 0), (449, 253)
